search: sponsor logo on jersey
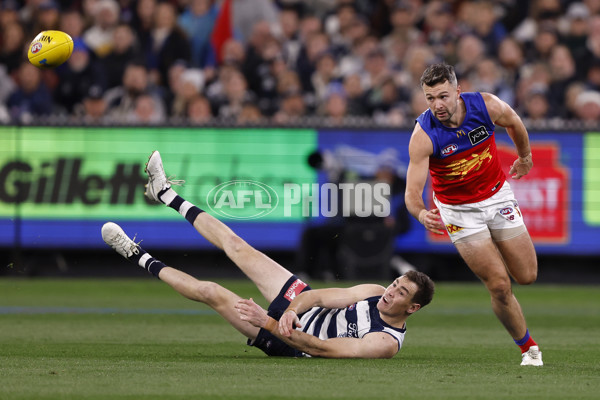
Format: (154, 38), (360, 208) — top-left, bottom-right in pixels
(446, 223), (463, 234)
(468, 126), (489, 145)
(284, 279), (307, 301)
(441, 143), (458, 156)
(456, 130), (467, 138)
(31, 42), (42, 54)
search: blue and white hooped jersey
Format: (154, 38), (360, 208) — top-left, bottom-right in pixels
(298, 296), (406, 353)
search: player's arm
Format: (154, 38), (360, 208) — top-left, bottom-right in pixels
(234, 298), (398, 358)
(272, 329), (398, 359)
(481, 92), (533, 179)
(277, 284), (385, 337)
(404, 123), (445, 234)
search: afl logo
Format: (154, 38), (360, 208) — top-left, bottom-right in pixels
(441, 144), (458, 156)
(500, 207), (513, 215)
(31, 42), (42, 54)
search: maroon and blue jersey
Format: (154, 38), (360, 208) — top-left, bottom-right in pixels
(416, 92), (506, 204)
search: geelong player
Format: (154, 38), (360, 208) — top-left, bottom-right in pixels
(102, 151), (435, 358)
(405, 63), (543, 366)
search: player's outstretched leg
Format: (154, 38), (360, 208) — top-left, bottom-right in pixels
(101, 222), (261, 339)
(143, 151), (294, 304)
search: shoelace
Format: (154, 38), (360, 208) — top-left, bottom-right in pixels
(166, 176), (185, 186)
(112, 232), (142, 257)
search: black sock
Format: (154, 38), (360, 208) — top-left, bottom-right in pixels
(165, 192), (204, 225)
(128, 246), (166, 278)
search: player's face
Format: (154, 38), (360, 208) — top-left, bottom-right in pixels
(422, 80), (460, 123)
(377, 276), (420, 315)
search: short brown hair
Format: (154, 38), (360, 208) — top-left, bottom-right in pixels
(420, 63), (457, 88)
(404, 270), (435, 307)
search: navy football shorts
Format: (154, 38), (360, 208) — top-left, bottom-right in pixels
(247, 275), (312, 357)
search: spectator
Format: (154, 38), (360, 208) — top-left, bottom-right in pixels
(73, 84), (109, 123)
(320, 83), (348, 123)
(59, 9), (86, 43)
(407, 86), (428, 120)
(381, 1), (423, 64)
(170, 68), (205, 118)
(100, 23), (143, 90)
(0, 21), (26, 74)
(497, 37), (525, 88)
(366, 76), (407, 126)
(524, 23), (559, 63)
(0, 0), (19, 28)
(296, 31), (330, 92)
(212, 68), (256, 119)
(232, 0), (279, 44)
(585, 61), (600, 92)
(422, 0), (459, 60)
(468, 1), (507, 56)
(272, 91), (307, 124)
(562, 2), (589, 77)
(130, 0), (156, 48)
(574, 90), (600, 123)
(104, 62), (165, 122)
(54, 39), (106, 113)
(127, 92), (166, 124)
(342, 72), (368, 116)
(547, 45), (577, 117)
(512, 0), (562, 44)
(579, 15), (600, 81)
(361, 47), (390, 92)
(31, 0), (61, 36)
(146, 2), (191, 88)
(221, 38), (246, 68)
(278, 6), (302, 68)
(186, 95), (213, 124)
(472, 58), (514, 106)
(0, 64), (16, 107)
(237, 102), (264, 124)
(515, 62), (552, 111)
(7, 62), (54, 122)
(338, 34), (378, 77)
(454, 34), (486, 79)
(312, 51), (341, 102)
(396, 45), (435, 95)
(522, 84), (551, 121)
(83, 0), (120, 57)
(178, 0), (218, 68)
(564, 81), (586, 119)
(241, 20), (277, 96)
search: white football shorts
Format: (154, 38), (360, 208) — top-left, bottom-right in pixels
(433, 181), (527, 244)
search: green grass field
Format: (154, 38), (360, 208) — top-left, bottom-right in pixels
(1, 278), (599, 400)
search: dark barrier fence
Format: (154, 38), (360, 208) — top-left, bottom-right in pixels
(1, 125), (599, 257)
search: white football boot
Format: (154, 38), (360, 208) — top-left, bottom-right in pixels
(520, 345), (543, 366)
(144, 150), (184, 203)
(101, 222), (140, 259)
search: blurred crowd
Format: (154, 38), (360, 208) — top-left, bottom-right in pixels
(1, 0), (600, 126)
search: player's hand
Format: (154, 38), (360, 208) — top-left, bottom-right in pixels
(278, 309), (302, 337)
(235, 298), (268, 329)
(509, 156), (533, 179)
(418, 208), (445, 235)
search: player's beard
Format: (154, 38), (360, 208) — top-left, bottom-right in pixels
(434, 102), (457, 123)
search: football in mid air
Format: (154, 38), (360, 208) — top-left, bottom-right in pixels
(28, 30), (74, 69)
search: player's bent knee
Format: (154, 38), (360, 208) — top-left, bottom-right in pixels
(515, 269), (537, 285)
(486, 280), (513, 305)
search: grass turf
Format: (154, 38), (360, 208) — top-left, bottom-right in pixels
(0, 278), (599, 399)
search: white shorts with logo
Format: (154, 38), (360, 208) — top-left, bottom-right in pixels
(433, 181), (527, 244)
